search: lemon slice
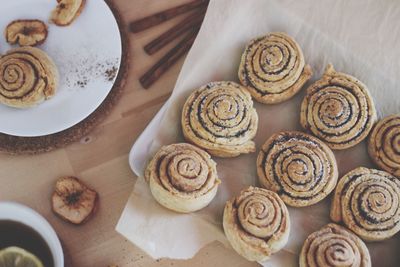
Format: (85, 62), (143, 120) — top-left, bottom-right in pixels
(0, 246), (44, 267)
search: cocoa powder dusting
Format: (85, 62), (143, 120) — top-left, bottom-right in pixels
(105, 66), (118, 82)
(55, 54), (120, 89)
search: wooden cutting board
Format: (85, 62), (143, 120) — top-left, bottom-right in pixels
(0, 0), (257, 266)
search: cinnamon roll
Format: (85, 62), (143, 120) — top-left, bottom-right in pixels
(300, 64), (377, 150)
(368, 114), (400, 177)
(145, 143), (220, 213)
(331, 167), (400, 241)
(238, 32), (312, 104)
(0, 47), (59, 108)
(181, 81), (258, 157)
(300, 223), (371, 267)
(257, 131), (338, 207)
(223, 186), (290, 262)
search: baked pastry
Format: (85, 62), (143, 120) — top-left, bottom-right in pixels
(181, 81), (258, 157)
(238, 32), (312, 104)
(5, 20), (48, 47)
(145, 143), (220, 213)
(51, 0), (86, 26)
(300, 64), (377, 150)
(257, 131), (338, 207)
(368, 114), (400, 177)
(0, 47), (59, 108)
(223, 186), (290, 262)
(331, 167), (400, 241)
(52, 176), (98, 225)
(300, 223), (371, 267)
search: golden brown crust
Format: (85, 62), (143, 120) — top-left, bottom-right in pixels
(330, 167), (400, 241)
(51, 0), (86, 26)
(368, 114), (400, 177)
(300, 64), (377, 150)
(300, 223), (371, 267)
(51, 176), (98, 225)
(223, 186), (290, 262)
(238, 32), (312, 104)
(257, 131), (338, 207)
(5, 19), (48, 47)
(0, 46), (59, 108)
(181, 81), (258, 158)
(145, 143), (220, 213)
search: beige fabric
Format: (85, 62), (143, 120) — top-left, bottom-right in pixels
(145, 143), (220, 213)
(0, 47), (59, 108)
(257, 131), (338, 207)
(300, 223), (371, 267)
(330, 167), (400, 241)
(368, 114), (400, 177)
(238, 32), (312, 104)
(223, 186), (290, 262)
(300, 64), (376, 150)
(181, 81), (258, 157)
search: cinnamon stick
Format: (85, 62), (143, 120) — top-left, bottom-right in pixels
(140, 29), (199, 89)
(129, 0), (208, 33)
(144, 9), (205, 55)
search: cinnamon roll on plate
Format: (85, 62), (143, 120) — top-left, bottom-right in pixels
(0, 47), (58, 108)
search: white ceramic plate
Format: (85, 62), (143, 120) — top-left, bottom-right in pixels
(0, 0), (122, 137)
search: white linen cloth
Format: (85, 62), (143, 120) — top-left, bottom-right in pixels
(117, 0), (400, 265)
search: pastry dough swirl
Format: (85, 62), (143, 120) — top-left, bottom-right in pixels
(238, 32), (312, 104)
(331, 167), (400, 241)
(223, 186), (290, 262)
(182, 81), (258, 157)
(0, 47), (58, 108)
(300, 223), (371, 267)
(300, 64), (376, 150)
(145, 143), (220, 213)
(257, 131), (338, 207)
(368, 114), (400, 177)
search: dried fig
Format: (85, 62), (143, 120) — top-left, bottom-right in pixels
(5, 20), (48, 46)
(52, 176), (98, 225)
(50, 0), (86, 26)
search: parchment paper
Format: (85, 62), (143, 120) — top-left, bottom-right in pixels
(117, 0), (400, 266)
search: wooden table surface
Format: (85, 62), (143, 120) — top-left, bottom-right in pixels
(0, 1), (258, 266)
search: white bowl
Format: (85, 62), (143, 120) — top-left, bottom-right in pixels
(0, 202), (64, 267)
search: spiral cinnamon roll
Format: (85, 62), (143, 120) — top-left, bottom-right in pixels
(257, 131), (338, 207)
(330, 167), (400, 241)
(300, 64), (377, 150)
(223, 186), (290, 262)
(181, 81), (258, 158)
(300, 223), (371, 267)
(0, 47), (59, 108)
(145, 143), (220, 213)
(238, 32), (312, 104)
(368, 114), (400, 177)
